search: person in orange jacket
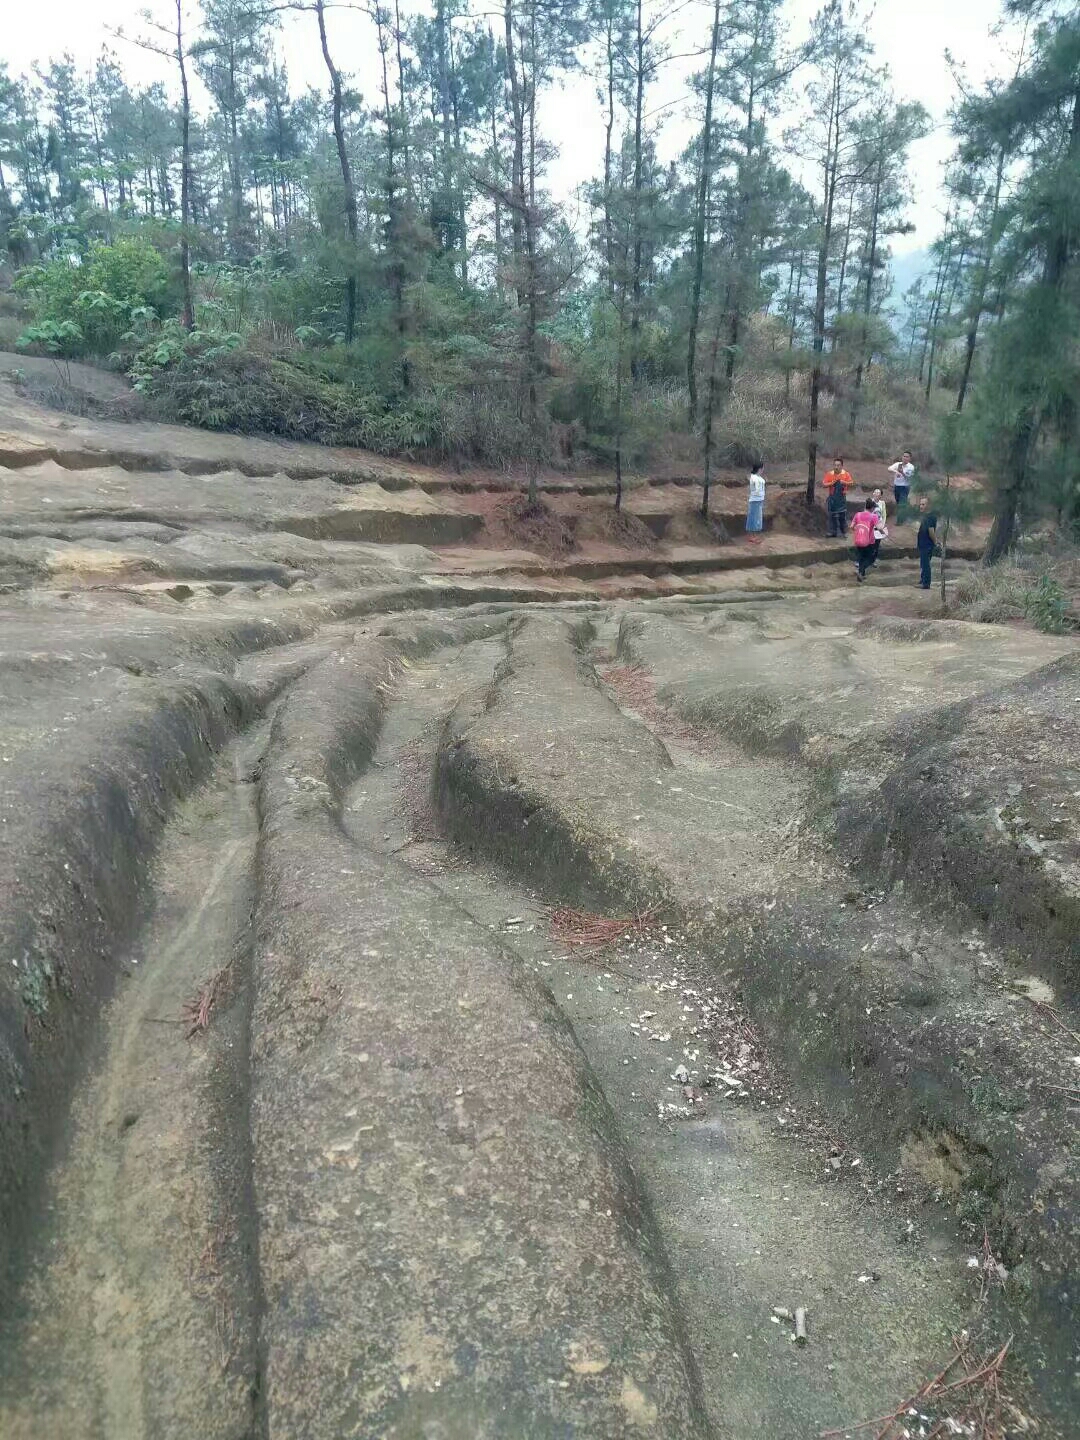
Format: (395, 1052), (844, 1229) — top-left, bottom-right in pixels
(823, 457), (853, 537)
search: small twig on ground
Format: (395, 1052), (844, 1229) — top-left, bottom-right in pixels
(550, 904), (658, 951)
(1025, 995), (1080, 1048)
(181, 967), (230, 1038)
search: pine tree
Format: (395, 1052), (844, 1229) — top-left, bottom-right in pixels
(956, 2), (1080, 560)
(794, 0), (877, 504)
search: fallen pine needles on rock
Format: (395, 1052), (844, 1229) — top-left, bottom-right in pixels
(182, 967), (231, 1038)
(820, 1332), (1018, 1440)
(550, 905), (658, 952)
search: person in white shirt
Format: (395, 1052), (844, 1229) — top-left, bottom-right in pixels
(887, 451), (915, 521)
(746, 462), (766, 537)
(868, 488), (888, 565)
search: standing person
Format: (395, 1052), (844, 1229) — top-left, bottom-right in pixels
(869, 487), (887, 565)
(746, 461), (766, 540)
(888, 451), (915, 521)
(851, 500), (879, 583)
(916, 496), (938, 590)
(824, 457), (853, 537)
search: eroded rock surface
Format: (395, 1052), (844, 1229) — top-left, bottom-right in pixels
(1, 380), (1076, 1438)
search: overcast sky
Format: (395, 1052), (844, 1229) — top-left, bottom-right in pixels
(5, 0), (1022, 255)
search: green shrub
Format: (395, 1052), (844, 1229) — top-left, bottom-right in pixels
(1023, 572), (1070, 633)
(15, 236), (170, 357)
(137, 338), (446, 455)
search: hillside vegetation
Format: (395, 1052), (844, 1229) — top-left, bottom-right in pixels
(1, 0), (1077, 541)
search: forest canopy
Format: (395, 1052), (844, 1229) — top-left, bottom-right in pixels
(1, 0), (1077, 547)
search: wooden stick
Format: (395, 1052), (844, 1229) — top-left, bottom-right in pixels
(1026, 996), (1080, 1048)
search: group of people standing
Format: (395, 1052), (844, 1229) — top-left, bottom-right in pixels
(745, 450), (938, 589)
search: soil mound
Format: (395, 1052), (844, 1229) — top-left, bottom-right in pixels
(575, 505), (658, 549)
(484, 495), (578, 556)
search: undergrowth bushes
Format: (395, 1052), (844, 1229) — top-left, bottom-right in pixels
(952, 548), (1078, 633)
(136, 336), (531, 462)
(14, 236), (171, 358)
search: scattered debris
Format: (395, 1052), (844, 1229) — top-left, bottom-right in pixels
(182, 967), (230, 1038)
(550, 904), (658, 951)
(794, 1307), (808, 1346)
(598, 663), (720, 758)
(1024, 994), (1080, 1048)
(820, 1332), (1016, 1440)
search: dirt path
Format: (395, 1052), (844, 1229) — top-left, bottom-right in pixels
(0, 723), (270, 1440)
(342, 635), (971, 1439)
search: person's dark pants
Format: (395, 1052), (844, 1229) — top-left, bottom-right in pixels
(828, 506), (847, 537)
(856, 545), (874, 579)
(919, 546), (932, 588)
(894, 486), (910, 522)
(870, 538), (881, 565)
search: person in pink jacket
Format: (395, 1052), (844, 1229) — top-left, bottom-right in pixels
(851, 502), (880, 583)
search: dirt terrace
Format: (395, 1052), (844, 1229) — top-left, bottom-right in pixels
(0, 369), (1075, 1440)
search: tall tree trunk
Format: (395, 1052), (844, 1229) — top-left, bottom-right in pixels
(807, 77), (840, 505)
(925, 237), (965, 402)
(524, 25), (540, 501)
(724, 72), (758, 392)
(489, 63), (503, 289)
(86, 81), (111, 232)
(849, 157), (883, 434)
(503, 0), (540, 499)
(394, 0), (410, 184)
(176, 0), (194, 332)
(614, 300), (626, 511)
(702, 308), (724, 520)
(987, 85), (1080, 561)
(527, 3), (537, 211)
(830, 184), (856, 352)
(450, 27), (467, 283)
(629, 0), (645, 382)
(918, 216), (951, 382)
(225, 45), (245, 255)
(316, 0), (358, 344)
(986, 413), (1038, 563)
(376, 1), (408, 389)
(956, 150), (1005, 411)
(785, 251), (805, 406)
(603, 13), (616, 297)
(686, 0), (722, 426)
(939, 469), (951, 608)
(504, 0), (525, 301)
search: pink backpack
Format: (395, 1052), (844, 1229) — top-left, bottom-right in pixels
(853, 515), (874, 548)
